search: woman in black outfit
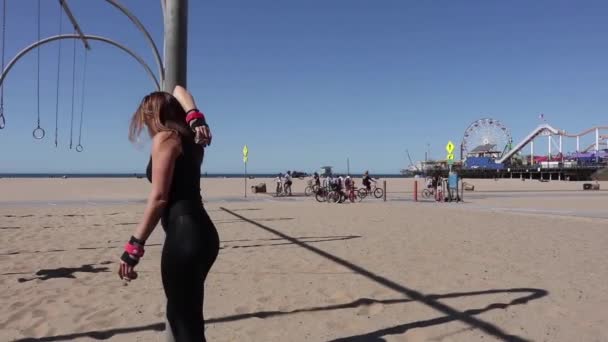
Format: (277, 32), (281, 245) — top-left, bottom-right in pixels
(118, 87), (219, 342)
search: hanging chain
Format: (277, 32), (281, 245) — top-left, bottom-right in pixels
(75, 50), (87, 152)
(68, 32), (76, 149)
(36, 0), (40, 127)
(54, 6), (63, 146)
(0, 0), (7, 129)
(32, 0), (44, 139)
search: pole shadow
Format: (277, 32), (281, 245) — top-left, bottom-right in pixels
(219, 207), (544, 342)
(10, 288), (547, 342)
(214, 217), (294, 225)
(328, 288), (548, 341)
(221, 235), (360, 243)
(221, 235), (361, 250)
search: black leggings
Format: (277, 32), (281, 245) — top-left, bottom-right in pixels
(161, 207), (220, 342)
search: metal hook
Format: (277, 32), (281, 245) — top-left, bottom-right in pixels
(75, 144), (83, 152)
(0, 105), (4, 129)
(32, 126), (45, 139)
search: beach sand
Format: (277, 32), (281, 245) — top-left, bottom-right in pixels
(1, 177), (607, 341)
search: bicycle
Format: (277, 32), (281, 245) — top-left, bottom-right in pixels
(315, 186), (330, 202)
(345, 186), (363, 203)
(358, 181), (384, 199)
(421, 187), (435, 199)
(325, 185), (362, 204)
(275, 182), (292, 197)
(304, 179), (321, 197)
(275, 182), (284, 197)
(315, 185), (341, 203)
(329, 190), (343, 203)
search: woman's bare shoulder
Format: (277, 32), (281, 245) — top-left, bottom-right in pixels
(152, 131), (182, 154)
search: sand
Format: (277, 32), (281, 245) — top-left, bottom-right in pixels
(1, 177), (607, 341)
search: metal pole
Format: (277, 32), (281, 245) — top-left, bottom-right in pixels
(530, 140), (534, 165)
(244, 162), (247, 198)
(383, 180), (386, 202)
(576, 136), (580, 152)
(596, 128), (600, 163)
(596, 128), (600, 152)
(161, 0), (167, 86)
(459, 142), (463, 161)
(347, 157), (350, 176)
(59, 0), (91, 50)
(163, 0), (188, 92)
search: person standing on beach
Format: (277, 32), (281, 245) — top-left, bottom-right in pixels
(284, 171), (293, 196)
(313, 172), (321, 187)
(344, 175), (353, 191)
(323, 174), (331, 188)
(276, 173), (283, 194)
(118, 86), (220, 342)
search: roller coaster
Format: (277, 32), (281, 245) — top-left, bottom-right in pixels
(494, 124), (608, 165)
(448, 120), (607, 180)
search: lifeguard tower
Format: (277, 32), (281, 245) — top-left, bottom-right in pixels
(320, 166), (333, 177)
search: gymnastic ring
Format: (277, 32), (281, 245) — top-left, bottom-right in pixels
(0, 114), (5, 129)
(75, 144), (84, 152)
(33, 127), (46, 139)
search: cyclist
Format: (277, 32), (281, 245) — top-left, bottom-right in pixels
(432, 175), (440, 189)
(313, 172), (321, 187)
(362, 171), (376, 192)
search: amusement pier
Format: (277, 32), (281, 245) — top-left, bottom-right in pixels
(407, 118), (607, 181)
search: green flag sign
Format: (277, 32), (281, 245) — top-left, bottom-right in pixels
(243, 145), (249, 163)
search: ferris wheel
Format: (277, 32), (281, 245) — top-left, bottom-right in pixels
(461, 118), (512, 157)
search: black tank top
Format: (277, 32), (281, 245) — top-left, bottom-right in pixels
(146, 136), (204, 207)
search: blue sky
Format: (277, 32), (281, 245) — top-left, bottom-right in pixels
(0, 0), (607, 174)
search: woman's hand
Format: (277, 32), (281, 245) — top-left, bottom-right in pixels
(118, 260), (138, 281)
(119, 236), (146, 282)
(190, 120), (212, 146)
(174, 86), (212, 146)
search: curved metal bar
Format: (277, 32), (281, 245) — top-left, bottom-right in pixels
(104, 0), (164, 85)
(0, 34), (160, 90)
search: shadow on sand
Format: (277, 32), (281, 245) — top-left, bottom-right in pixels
(16, 262), (112, 283)
(10, 208), (549, 342)
(12, 287), (546, 341)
